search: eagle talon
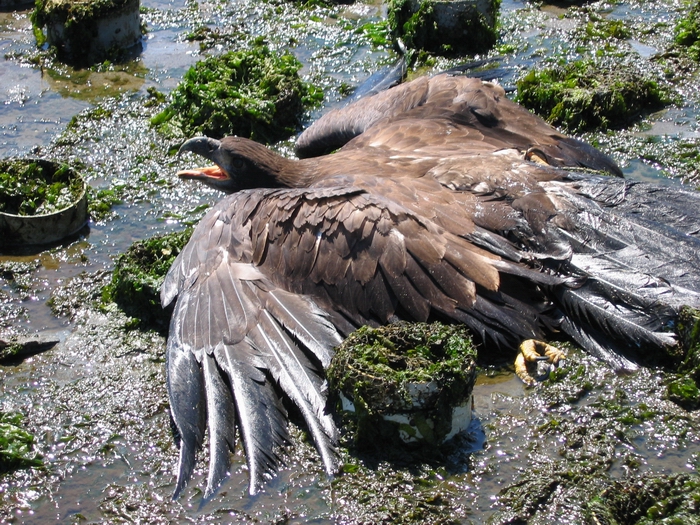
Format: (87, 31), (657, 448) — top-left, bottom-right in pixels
(515, 339), (566, 387)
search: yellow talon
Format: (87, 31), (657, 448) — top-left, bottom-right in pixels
(524, 148), (550, 166)
(515, 339), (566, 387)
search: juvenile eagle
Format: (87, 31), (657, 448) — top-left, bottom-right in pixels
(162, 73), (700, 499)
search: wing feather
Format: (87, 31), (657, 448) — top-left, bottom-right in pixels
(263, 288), (342, 367)
(215, 340), (289, 495)
(201, 351), (237, 501)
(165, 306), (206, 500)
(250, 311), (339, 475)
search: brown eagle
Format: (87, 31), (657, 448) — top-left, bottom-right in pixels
(162, 73), (700, 500)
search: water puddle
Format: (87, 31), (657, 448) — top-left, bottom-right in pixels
(629, 38), (658, 57)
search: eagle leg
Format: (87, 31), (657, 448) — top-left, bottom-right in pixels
(515, 339), (566, 387)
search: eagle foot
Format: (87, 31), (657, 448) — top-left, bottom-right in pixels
(524, 148), (550, 166)
(515, 339), (566, 387)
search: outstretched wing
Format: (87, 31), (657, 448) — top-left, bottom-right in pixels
(161, 177), (570, 497)
(163, 161), (700, 498)
(239, 181), (564, 349)
(161, 193), (343, 498)
(296, 74), (621, 176)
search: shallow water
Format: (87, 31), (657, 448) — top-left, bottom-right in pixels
(1, 0), (700, 522)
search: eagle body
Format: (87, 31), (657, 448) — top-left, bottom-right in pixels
(162, 73), (700, 499)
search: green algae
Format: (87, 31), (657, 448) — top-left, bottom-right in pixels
(0, 159), (84, 216)
(102, 229), (193, 330)
(387, 0), (499, 57)
(87, 187), (123, 223)
(515, 59), (671, 133)
(184, 26), (246, 53)
(666, 307), (700, 410)
(667, 375), (700, 410)
(355, 20), (392, 49)
(560, 8), (636, 54)
(151, 44), (323, 143)
(588, 473), (700, 524)
(580, 15), (632, 43)
(67, 107), (113, 129)
(328, 322), (477, 450)
(0, 411), (42, 473)
(331, 458), (468, 524)
(675, 0), (700, 60)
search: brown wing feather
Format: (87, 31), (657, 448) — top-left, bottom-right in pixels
(240, 181), (550, 342)
(295, 76), (431, 158)
(297, 73), (620, 178)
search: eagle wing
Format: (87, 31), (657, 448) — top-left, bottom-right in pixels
(161, 176), (575, 498)
(297, 74), (621, 176)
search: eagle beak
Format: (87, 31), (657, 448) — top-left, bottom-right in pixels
(177, 165), (229, 181)
(178, 136), (222, 159)
(176, 136), (229, 181)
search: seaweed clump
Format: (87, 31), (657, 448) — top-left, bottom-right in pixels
(387, 0), (499, 56)
(667, 306), (700, 410)
(151, 44), (323, 143)
(0, 411), (42, 474)
(675, 0), (700, 61)
(102, 228), (193, 331)
(327, 322), (477, 451)
(0, 159), (84, 216)
(515, 59), (670, 133)
(588, 473), (700, 524)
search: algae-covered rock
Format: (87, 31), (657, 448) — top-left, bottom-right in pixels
(150, 44), (323, 143)
(102, 229), (192, 330)
(675, 0), (700, 61)
(0, 159), (88, 246)
(388, 0), (499, 56)
(0, 411), (42, 474)
(31, 0), (142, 66)
(515, 59), (670, 133)
(327, 322), (477, 451)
